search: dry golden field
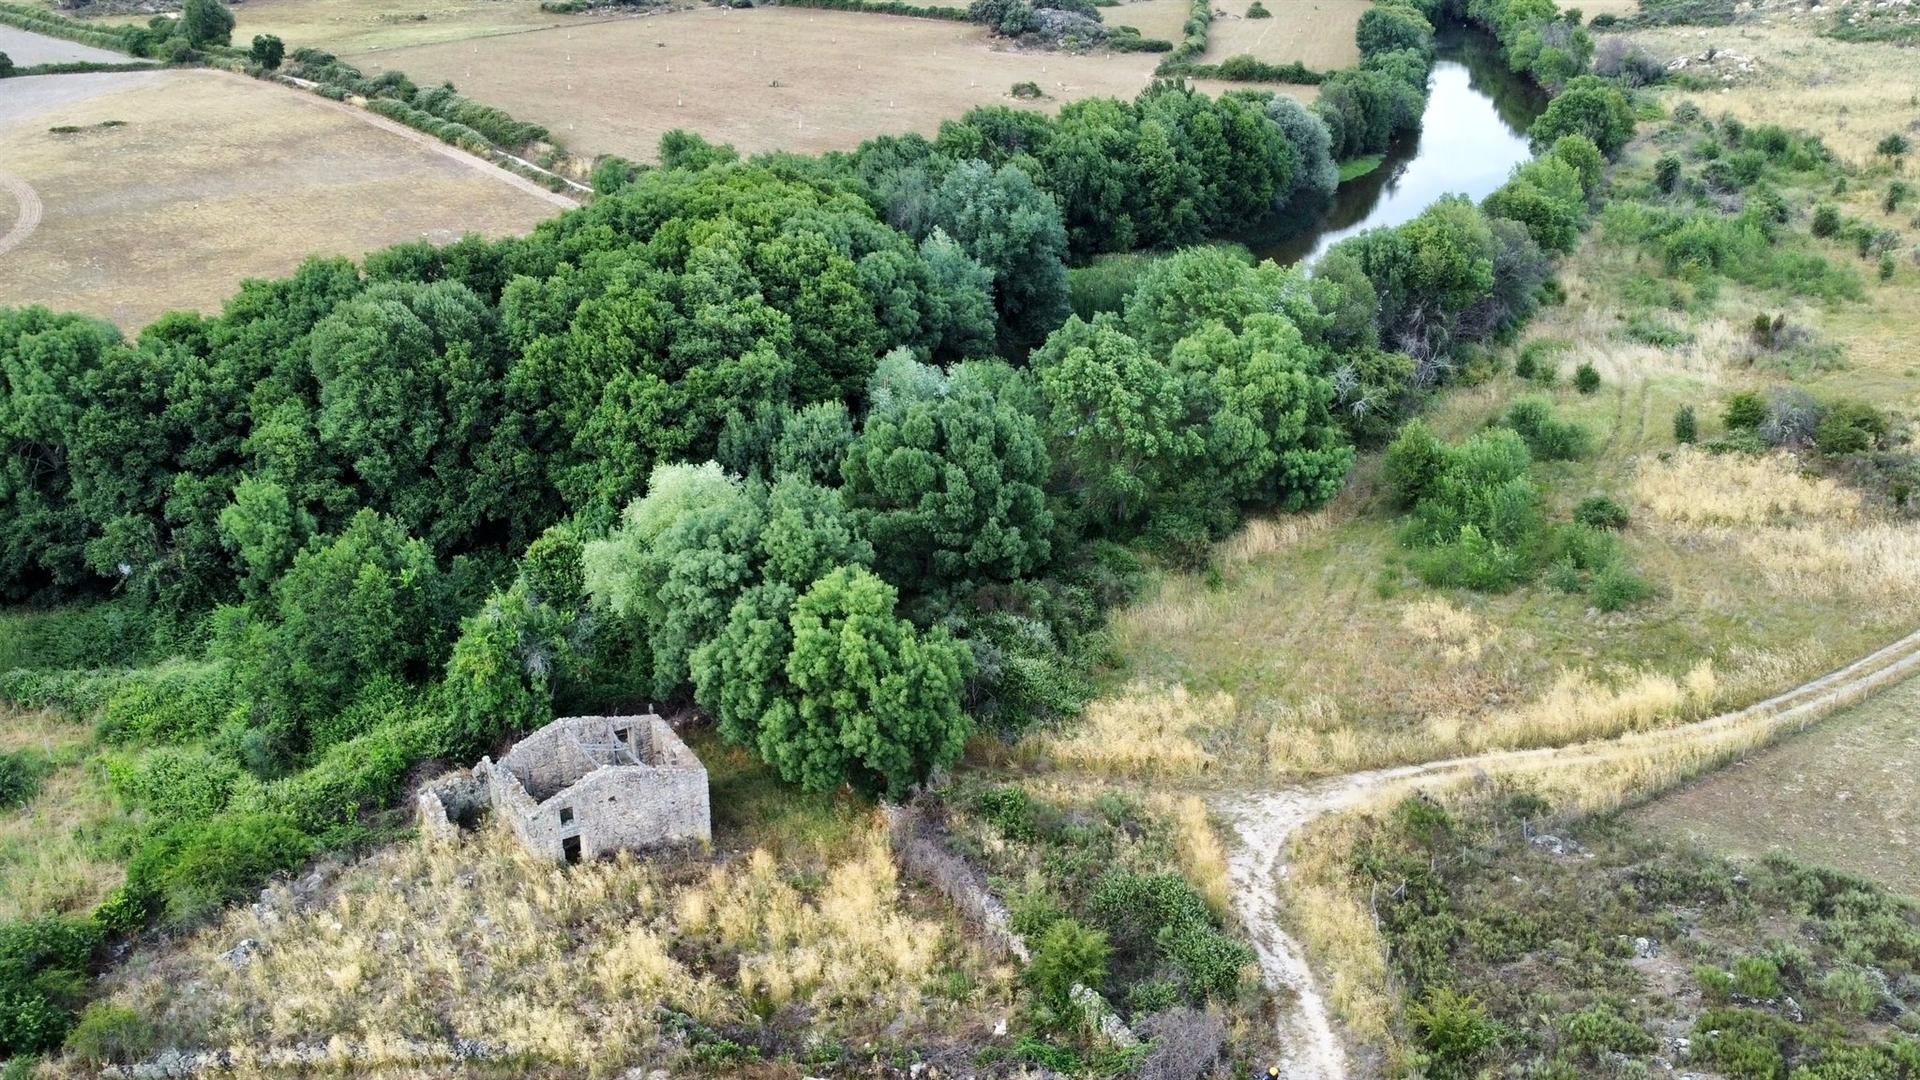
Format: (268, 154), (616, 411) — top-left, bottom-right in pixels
(1627, 17), (1920, 166)
(1106, 0), (1194, 39)
(0, 69), (560, 330)
(356, 6), (1176, 160)
(1203, 0), (1371, 71)
(72, 0), (611, 56)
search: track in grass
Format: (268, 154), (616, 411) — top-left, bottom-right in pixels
(1217, 621), (1920, 1079)
(0, 171), (43, 260)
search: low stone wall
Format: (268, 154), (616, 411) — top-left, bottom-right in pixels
(884, 801), (1029, 963)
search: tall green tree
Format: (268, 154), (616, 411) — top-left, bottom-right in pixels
(181, 0), (235, 47)
(770, 566), (971, 795)
(583, 462), (765, 697)
(842, 359), (1053, 594)
(928, 160), (1071, 345)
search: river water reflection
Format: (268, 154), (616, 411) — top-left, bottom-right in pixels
(1250, 27), (1551, 266)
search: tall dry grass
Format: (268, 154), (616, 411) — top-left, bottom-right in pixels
(77, 823), (1007, 1075)
(1399, 597), (1499, 665)
(1262, 661), (1719, 778)
(1635, 449), (1920, 605)
(1153, 793), (1233, 918)
(0, 761), (124, 922)
(1026, 681), (1229, 777)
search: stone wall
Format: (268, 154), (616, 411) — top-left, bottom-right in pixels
(478, 713), (711, 862)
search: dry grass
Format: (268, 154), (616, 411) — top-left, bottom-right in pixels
(0, 70), (557, 330)
(1398, 596), (1499, 665)
(0, 727), (124, 922)
(1153, 793), (1233, 917)
(1202, 0), (1369, 71)
(74, 0), (615, 57)
(357, 6), (1172, 161)
(1261, 661), (1720, 776)
(1279, 651), (1871, 1063)
(1105, 0), (1195, 40)
(1634, 448), (1862, 527)
(1627, 16), (1920, 167)
(72, 821), (1007, 1075)
(1025, 680), (1227, 777)
(1634, 449), (1920, 607)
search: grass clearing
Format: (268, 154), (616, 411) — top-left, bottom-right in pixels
(1201, 0), (1369, 71)
(0, 704), (123, 922)
(356, 6), (1174, 160)
(1628, 17), (1920, 166)
(0, 69), (559, 330)
(1633, 673), (1920, 896)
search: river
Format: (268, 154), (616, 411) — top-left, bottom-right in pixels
(1250, 26), (1551, 266)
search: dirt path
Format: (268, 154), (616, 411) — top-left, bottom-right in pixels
(0, 171), (44, 260)
(192, 70), (581, 212)
(1216, 623), (1920, 1079)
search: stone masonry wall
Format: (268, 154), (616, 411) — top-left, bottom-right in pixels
(479, 714), (710, 862)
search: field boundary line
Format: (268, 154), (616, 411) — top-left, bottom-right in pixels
(0, 170), (43, 259)
(191, 70), (580, 211)
(1216, 622), (1920, 1080)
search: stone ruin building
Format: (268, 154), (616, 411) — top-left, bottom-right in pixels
(418, 713), (710, 863)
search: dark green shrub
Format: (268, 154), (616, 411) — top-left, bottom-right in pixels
(1732, 954), (1782, 999)
(1691, 1008), (1790, 1080)
(129, 811), (314, 928)
(1575, 496), (1631, 529)
(1819, 967), (1880, 1018)
(248, 33), (283, 69)
(1723, 391), (1767, 431)
(1383, 421), (1449, 508)
(97, 662), (237, 744)
(0, 750), (47, 809)
(1592, 562), (1653, 611)
(1246, 0), (1269, 14)
(1882, 254), (1897, 283)
(1697, 964), (1735, 1003)
(1501, 397), (1591, 461)
(1010, 80), (1043, 99)
(1814, 399), (1886, 456)
(1886, 181), (1913, 214)
(0, 916), (102, 1056)
(1674, 404), (1698, 443)
(1574, 362), (1601, 394)
(1812, 204), (1843, 238)
(974, 785), (1037, 842)
(1655, 154), (1682, 192)
(1157, 919), (1252, 1000)
(1563, 1004), (1656, 1059)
